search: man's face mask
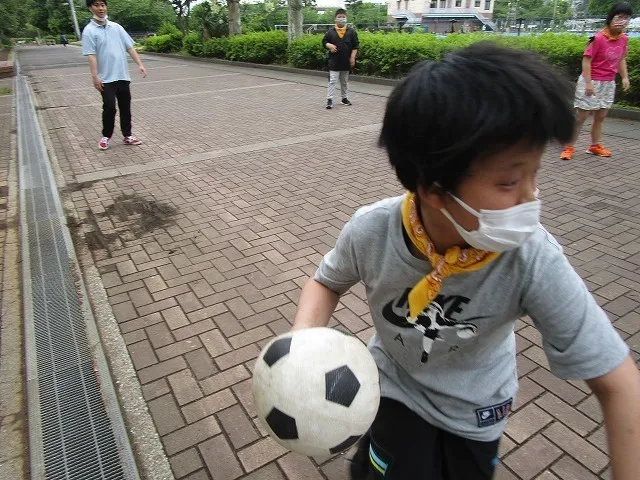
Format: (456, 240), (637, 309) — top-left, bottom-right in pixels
(336, 16), (347, 26)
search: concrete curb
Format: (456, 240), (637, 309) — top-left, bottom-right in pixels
(142, 51), (640, 121)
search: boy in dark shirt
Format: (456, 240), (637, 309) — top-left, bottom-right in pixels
(322, 9), (359, 110)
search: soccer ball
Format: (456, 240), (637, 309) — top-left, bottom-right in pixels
(252, 327), (380, 457)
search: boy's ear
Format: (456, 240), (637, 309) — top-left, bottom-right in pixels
(417, 184), (446, 210)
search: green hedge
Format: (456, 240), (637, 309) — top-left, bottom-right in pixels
(202, 37), (229, 59)
(226, 31), (288, 64)
(288, 32), (640, 106)
(158, 30), (640, 106)
(183, 32), (204, 56)
(146, 33), (183, 53)
(146, 23), (184, 53)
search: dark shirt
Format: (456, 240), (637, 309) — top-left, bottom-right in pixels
(322, 27), (359, 72)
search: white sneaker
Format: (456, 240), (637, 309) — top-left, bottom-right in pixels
(98, 137), (111, 150)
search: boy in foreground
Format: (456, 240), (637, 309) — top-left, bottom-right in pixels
(82, 0), (147, 150)
(293, 42), (640, 479)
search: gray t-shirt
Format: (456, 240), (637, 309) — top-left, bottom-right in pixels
(82, 20), (134, 84)
(314, 195), (628, 441)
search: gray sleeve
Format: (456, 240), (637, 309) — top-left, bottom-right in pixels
(313, 218), (361, 295)
(521, 231), (629, 380)
(81, 29), (96, 55)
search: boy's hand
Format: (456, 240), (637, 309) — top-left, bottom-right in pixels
(350, 57), (356, 69)
(326, 43), (337, 53)
(139, 64), (147, 78)
(585, 81), (595, 96)
(622, 77), (630, 91)
(92, 76), (103, 92)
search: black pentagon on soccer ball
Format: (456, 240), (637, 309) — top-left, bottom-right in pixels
(325, 365), (361, 407)
(266, 407), (298, 440)
(263, 336), (292, 367)
(329, 435), (361, 454)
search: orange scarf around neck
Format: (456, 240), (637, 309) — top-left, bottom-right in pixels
(601, 27), (624, 41)
(401, 192), (500, 321)
(335, 25), (347, 38)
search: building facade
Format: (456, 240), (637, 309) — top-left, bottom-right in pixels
(388, 0), (496, 33)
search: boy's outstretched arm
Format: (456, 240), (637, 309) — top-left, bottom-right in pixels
(292, 278), (340, 331)
(587, 356), (640, 479)
(127, 47), (147, 77)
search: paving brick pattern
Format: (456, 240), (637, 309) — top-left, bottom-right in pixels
(19, 46), (640, 479)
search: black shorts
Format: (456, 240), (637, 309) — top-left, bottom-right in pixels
(350, 398), (500, 480)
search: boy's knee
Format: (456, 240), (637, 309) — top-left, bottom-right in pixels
(102, 102), (116, 113)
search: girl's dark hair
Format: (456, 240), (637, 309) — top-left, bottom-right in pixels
(606, 2), (633, 25)
(379, 42), (575, 194)
(87, 0), (107, 6)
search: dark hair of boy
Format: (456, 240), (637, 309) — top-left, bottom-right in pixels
(335, 8), (347, 17)
(606, 2), (633, 25)
(87, 0), (107, 6)
(379, 41), (575, 195)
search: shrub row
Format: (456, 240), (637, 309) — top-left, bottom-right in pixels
(164, 30), (640, 106)
(145, 23), (185, 53)
(182, 31), (288, 64)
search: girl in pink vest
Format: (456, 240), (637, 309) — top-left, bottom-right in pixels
(561, 2), (632, 160)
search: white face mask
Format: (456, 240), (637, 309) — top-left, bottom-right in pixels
(93, 14), (108, 21)
(440, 190), (541, 252)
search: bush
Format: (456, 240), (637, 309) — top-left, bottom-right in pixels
(145, 22), (184, 52)
(145, 33), (183, 52)
(183, 32), (204, 56)
(202, 37), (229, 58)
(288, 34), (327, 70)
(226, 31), (287, 64)
(175, 30), (640, 106)
(619, 38), (640, 107)
(157, 23), (182, 37)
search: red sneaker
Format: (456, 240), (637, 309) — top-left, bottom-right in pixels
(123, 135), (142, 145)
(98, 137), (111, 150)
(560, 146), (574, 160)
(586, 144), (611, 157)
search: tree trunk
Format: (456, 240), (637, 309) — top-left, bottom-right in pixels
(287, 0), (304, 43)
(185, 1), (191, 34)
(227, 0), (242, 36)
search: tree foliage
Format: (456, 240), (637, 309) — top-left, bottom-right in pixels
(588, 0), (639, 15)
(9, 0), (175, 37)
(191, 1), (229, 38)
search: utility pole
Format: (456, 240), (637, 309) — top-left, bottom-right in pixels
(551, 0), (559, 30)
(67, 2), (82, 40)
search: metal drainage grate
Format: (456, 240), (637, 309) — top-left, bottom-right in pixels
(16, 66), (139, 480)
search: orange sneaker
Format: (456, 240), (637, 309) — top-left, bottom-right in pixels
(586, 144), (612, 157)
(560, 146), (574, 160)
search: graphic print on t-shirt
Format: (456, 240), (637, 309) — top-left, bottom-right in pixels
(382, 288), (489, 363)
(605, 45), (624, 66)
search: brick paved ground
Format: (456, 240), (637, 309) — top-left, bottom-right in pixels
(17, 45), (640, 480)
